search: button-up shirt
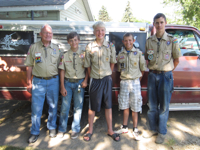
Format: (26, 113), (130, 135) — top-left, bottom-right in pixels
(59, 47), (85, 79)
(84, 40), (117, 79)
(25, 41), (60, 77)
(117, 47), (146, 80)
(145, 32), (181, 71)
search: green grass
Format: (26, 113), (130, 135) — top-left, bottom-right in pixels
(0, 145), (41, 150)
(165, 138), (176, 147)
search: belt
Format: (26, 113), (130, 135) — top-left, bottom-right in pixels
(34, 75), (57, 80)
(149, 70), (169, 74)
(65, 78), (83, 83)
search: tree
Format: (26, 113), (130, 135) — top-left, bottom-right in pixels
(163, 0), (200, 29)
(121, 1), (136, 22)
(98, 6), (112, 22)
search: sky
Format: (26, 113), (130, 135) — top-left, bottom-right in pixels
(89, 0), (175, 23)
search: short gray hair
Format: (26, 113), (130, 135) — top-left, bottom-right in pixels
(92, 21), (106, 30)
(40, 24), (52, 32)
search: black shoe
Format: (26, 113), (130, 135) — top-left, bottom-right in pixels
(28, 134), (39, 143)
(49, 129), (57, 138)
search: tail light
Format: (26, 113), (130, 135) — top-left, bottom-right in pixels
(0, 25), (3, 29)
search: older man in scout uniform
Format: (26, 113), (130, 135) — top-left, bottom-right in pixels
(25, 24), (60, 143)
(143, 13), (181, 144)
(83, 21), (120, 142)
(57, 32), (88, 139)
(114, 33), (146, 141)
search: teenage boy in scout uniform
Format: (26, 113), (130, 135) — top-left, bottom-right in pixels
(25, 24), (60, 143)
(143, 13), (181, 144)
(83, 21), (120, 142)
(114, 33), (146, 141)
(57, 32), (88, 139)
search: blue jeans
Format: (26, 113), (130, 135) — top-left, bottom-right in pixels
(31, 75), (59, 135)
(147, 71), (173, 135)
(58, 79), (85, 133)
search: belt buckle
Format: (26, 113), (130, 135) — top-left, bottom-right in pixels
(158, 71), (162, 74)
(69, 79), (76, 82)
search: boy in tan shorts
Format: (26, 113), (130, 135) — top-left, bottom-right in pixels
(114, 33), (146, 141)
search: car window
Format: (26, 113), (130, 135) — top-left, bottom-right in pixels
(0, 31), (33, 56)
(166, 29), (199, 56)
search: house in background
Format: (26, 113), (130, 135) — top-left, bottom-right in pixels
(0, 0), (94, 21)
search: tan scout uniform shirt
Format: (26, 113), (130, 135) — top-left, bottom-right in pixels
(25, 41), (60, 77)
(59, 47), (85, 79)
(84, 40), (117, 79)
(145, 32), (181, 71)
(117, 47), (146, 80)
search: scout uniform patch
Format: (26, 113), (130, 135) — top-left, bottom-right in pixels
(147, 49), (154, 60)
(111, 43), (115, 47)
(53, 48), (57, 54)
(165, 54), (169, 59)
(80, 54), (84, 58)
(173, 39), (178, 43)
(120, 56), (124, 59)
(134, 51), (137, 55)
(35, 52), (42, 63)
(166, 41), (170, 45)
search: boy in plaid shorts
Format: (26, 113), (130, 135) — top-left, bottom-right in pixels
(114, 33), (146, 140)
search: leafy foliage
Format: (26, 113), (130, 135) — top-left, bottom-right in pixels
(163, 0), (200, 29)
(121, 1), (136, 22)
(98, 6), (112, 22)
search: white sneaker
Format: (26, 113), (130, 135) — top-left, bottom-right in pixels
(132, 128), (142, 141)
(114, 125), (129, 134)
(57, 132), (64, 138)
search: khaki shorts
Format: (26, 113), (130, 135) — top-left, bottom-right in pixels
(118, 78), (142, 112)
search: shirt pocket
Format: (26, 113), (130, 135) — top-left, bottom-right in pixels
(103, 48), (110, 62)
(130, 56), (139, 68)
(51, 53), (58, 64)
(78, 53), (85, 65)
(91, 51), (98, 63)
(162, 50), (171, 61)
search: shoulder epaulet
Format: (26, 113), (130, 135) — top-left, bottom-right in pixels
(167, 33), (174, 38)
(147, 36), (153, 40)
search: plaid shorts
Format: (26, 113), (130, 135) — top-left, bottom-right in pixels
(118, 78), (142, 112)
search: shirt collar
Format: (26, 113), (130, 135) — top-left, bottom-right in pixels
(122, 46), (137, 53)
(69, 46), (82, 55)
(92, 39), (107, 47)
(152, 31), (168, 41)
(39, 40), (53, 48)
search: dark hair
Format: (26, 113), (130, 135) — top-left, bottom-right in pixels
(67, 32), (80, 41)
(153, 13), (167, 22)
(123, 33), (134, 40)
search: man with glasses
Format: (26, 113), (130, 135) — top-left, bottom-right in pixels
(25, 24), (60, 143)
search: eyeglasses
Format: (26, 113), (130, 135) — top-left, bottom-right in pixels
(42, 32), (53, 35)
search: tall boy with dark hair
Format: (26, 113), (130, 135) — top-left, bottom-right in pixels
(143, 13), (181, 144)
